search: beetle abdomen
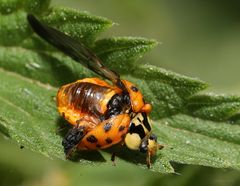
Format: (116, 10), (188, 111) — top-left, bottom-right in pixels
(57, 78), (119, 125)
(64, 82), (110, 114)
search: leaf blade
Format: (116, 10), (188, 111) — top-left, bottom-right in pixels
(0, 0), (240, 174)
(154, 115), (240, 170)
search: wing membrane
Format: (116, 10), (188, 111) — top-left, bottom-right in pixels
(27, 14), (120, 84)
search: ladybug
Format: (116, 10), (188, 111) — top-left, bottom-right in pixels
(27, 14), (163, 168)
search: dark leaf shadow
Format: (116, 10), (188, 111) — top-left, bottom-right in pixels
(103, 145), (158, 167)
(70, 150), (106, 162)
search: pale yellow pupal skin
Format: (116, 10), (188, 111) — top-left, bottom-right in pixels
(124, 113), (151, 150)
(124, 113), (148, 150)
(125, 133), (142, 150)
(124, 113), (160, 159)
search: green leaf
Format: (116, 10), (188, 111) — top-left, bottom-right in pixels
(0, 0), (50, 45)
(94, 37), (158, 72)
(187, 94), (240, 123)
(0, 0), (50, 15)
(0, 69), (63, 159)
(0, 0), (240, 174)
(155, 115), (240, 170)
(1, 138), (240, 186)
(21, 7), (113, 49)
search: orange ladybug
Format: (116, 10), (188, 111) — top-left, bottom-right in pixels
(27, 14), (162, 168)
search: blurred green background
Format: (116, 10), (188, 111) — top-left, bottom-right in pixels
(1, 1), (240, 186)
(52, 0), (240, 95)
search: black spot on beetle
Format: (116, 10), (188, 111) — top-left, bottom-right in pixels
(103, 122), (112, 132)
(87, 135), (98, 143)
(105, 137), (113, 144)
(119, 125), (125, 132)
(130, 86), (138, 92)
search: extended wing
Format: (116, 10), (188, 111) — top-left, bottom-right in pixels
(27, 14), (121, 86)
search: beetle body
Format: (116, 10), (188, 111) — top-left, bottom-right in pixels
(27, 14), (162, 168)
(58, 78), (154, 153)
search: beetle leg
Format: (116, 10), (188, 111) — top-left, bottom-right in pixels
(146, 143), (164, 169)
(111, 152), (117, 166)
(146, 150), (151, 169)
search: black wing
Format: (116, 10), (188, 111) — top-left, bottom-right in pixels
(27, 14), (121, 85)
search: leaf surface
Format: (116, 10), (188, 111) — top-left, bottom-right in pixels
(0, 0), (240, 173)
